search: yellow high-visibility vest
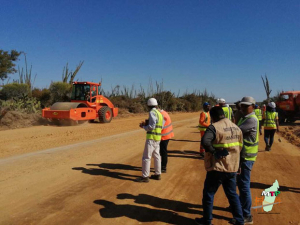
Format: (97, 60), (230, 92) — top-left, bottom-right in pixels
(146, 109), (163, 141)
(238, 114), (259, 161)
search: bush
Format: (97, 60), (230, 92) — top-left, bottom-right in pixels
(0, 97), (41, 113)
(49, 81), (72, 104)
(32, 88), (51, 108)
(0, 83), (30, 100)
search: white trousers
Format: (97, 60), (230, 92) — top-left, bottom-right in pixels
(142, 139), (161, 178)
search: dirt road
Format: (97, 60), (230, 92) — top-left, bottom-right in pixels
(1, 112), (299, 225)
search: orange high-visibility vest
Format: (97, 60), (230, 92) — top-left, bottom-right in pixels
(160, 110), (174, 141)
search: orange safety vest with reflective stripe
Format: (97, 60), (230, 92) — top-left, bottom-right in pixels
(198, 112), (211, 131)
(160, 110), (174, 140)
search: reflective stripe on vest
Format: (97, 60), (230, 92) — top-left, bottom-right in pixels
(254, 109), (262, 120)
(213, 142), (243, 148)
(147, 109), (163, 141)
(160, 110), (174, 140)
(264, 112), (277, 129)
(238, 115), (259, 161)
(222, 107), (232, 120)
(198, 112), (208, 131)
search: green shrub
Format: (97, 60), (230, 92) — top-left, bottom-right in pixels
(32, 88), (51, 108)
(0, 83), (30, 100)
(0, 97), (41, 113)
(49, 81), (72, 104)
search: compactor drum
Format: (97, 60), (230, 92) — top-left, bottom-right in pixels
(42, 82), (118, 124)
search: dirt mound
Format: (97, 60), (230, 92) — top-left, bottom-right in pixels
(0, 111), (48, 130)
(281, 126), (300, 147)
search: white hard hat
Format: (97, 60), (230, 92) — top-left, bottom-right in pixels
(218, 98), (226, 104)
(268, 102), (276, 109)
(240, 96), (256, 105)
(147, 98), (158, 106)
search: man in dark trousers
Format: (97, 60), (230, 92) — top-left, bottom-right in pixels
(195, 107), (244, 225)
(159, 109), (174, 173)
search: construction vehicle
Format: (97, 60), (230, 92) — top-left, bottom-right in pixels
(42, 81), (118, 124)
(276, 91), (300, 123)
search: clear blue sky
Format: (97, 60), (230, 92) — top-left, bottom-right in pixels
(1, 0), (299, 102)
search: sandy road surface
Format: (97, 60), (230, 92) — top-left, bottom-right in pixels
(0, 112), (300, 225)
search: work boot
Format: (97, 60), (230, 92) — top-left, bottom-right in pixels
(244, 215), (253, 224)
(135, 177), (149, 183)
(195, 217), (211, 225)
(150, 174), (161, 180)
(230, 215), (253, 225)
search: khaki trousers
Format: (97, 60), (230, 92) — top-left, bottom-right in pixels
(142, 139), (161, 178)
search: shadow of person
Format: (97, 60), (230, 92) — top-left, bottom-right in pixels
(251, 182), (300, 194)
(170, 139), (200, 143)
(117, 193), (229, 214)
(94, 199), (230, 224)
(168, 150), (203, 160)
(117, 193), (200, 214)
(87, 163), (142, 171)
(72, 167), (139, 181)
(94, 200), (196, 224)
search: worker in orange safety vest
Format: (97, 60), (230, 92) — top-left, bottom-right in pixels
(198, 102), (211, 157)
(159, 109), (174, 173)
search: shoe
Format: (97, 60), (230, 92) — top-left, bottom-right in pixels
(265, 146), (269, 151)
(268, 145), (271, 151)
(195, 217), (211, 225)
(135, 177), (149, 183)
(150, 174), (161, 180)
(161, 168), (167, 173)
(244, 215), (253, 224)
(230, 216), (253, 225)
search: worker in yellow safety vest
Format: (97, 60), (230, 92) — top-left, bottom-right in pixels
(254, 104), (263, 135)
(218, 98), (235, 123)
(136, 98), (164, 183)
(198, 102), (211, 157)
(159, 109), (174, 173)
(262, 102), (279, 151)
(236, 96), (259, 224)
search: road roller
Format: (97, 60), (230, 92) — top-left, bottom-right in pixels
(42, 81), (118, 124)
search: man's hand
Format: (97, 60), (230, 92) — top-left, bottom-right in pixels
(214, 149), (229, 160)
(139, 121), (145, 128)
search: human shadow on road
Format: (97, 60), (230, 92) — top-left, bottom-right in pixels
(117, 193), (229, 214)
(94, 200), (230, 224)
(170, 139), (200, 143)
(72, 167), (139, 182)
(251, 182), (300, 194)
(87, 163), (142, 171)
(168, 150), (203, 160)
(86, 163), (155, 173)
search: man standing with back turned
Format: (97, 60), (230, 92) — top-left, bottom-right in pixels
(235, 96), (259, 224)
(159, 109), (174, 173)
(198, 102), (211, 157)
(195, 106), (244, 225)
(136, 98), (164, 183)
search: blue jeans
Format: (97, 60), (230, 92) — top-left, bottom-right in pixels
(202, 171), (244, 225)
(237, 160), (255, 217)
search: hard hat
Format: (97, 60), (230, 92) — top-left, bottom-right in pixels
(203, 102), (210, 107)
(240, 96), (255, 105)
(218, 98), (226, 104)
(268, 102), (276, 109)
(147, 98), (158, 106)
